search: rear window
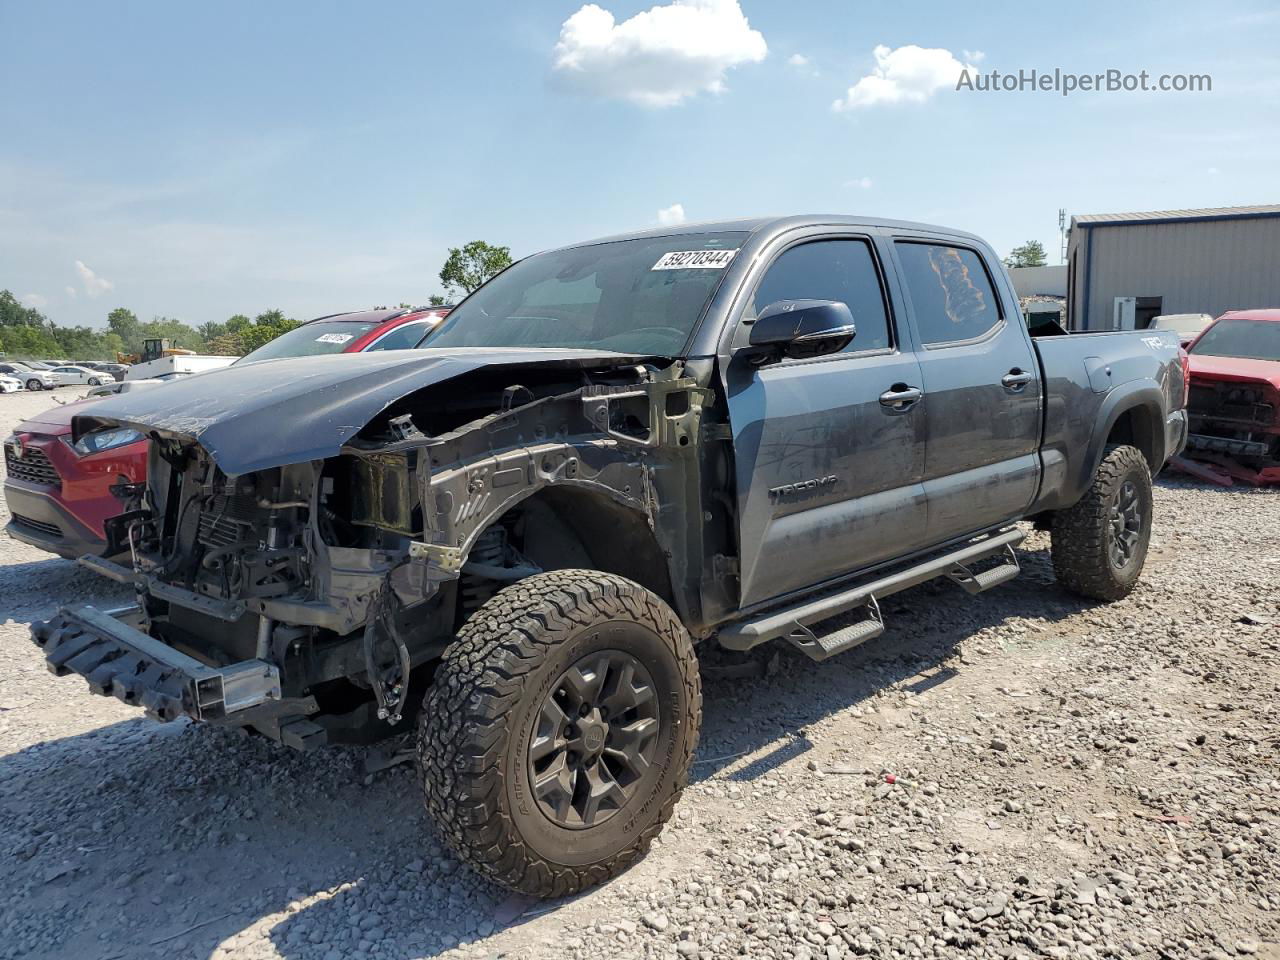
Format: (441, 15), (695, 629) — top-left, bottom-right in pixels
(895, 242), (1003, 345)
(1190, 318), (1280, 362)
(236, 320), (380, 364)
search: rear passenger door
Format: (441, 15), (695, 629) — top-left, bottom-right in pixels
(890, 239), (1042, 544)
(725, 233), (930, 607)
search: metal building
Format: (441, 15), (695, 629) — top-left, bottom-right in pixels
(1067, 204), (1280, 330)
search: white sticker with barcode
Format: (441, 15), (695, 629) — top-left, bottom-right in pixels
(651, 249), (738, 270)
(316, 333), (354, 344)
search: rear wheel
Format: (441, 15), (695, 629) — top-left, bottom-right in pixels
(418, 570), (700, 897)
(1051, 444), (1153, 601)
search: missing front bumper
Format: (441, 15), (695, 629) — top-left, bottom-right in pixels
(31, 604), (280, 722)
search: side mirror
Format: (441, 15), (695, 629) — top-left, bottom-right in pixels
(747, 300), (856, 361)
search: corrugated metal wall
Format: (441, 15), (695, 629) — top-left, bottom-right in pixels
(1075, 216), (1280, 329)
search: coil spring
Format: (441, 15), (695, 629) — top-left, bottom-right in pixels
(460, 526), (506, 613)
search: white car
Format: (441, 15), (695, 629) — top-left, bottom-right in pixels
(0, 363), (54, 390)
(47, 364), (112, 387)
(0, 374), (21, 393)
(1150, 313), (1214, 348)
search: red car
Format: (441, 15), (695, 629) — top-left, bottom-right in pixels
(3, 307), (451, 559)
(235, 306), (451, 363)
(1183, 308), (1280, 483)
(4, 398), (146, 558)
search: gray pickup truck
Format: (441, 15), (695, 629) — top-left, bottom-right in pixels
(31, 215), (1187, 896)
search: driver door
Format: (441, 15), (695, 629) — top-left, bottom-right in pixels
(724, 234), (929, 608)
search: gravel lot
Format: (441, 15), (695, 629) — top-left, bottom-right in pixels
(1, 387), (1277, 960)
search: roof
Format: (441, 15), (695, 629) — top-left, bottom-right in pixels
(1220, 308), (1280, 322)
(304, 308), (406, 326)
(570, 214), (985, 249)
(1072, 204), (1280, 228)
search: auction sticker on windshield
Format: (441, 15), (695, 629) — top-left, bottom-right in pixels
(316, 333), (354, 344)
(652, 249), (738, 270)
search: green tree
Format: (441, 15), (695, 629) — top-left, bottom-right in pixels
(1004, 240), (1048, 268)
(198, 320), (228, 342)
(226, 314), (251, 334)
(439, 241), (512, 298)
(0, 289), (47, 327)
(235, 309), (299, 353)
(0, 322), (60, 358)
(106, 307), (140, 346)
(427, 294), (447, 306)
(253, 308), (288, 327)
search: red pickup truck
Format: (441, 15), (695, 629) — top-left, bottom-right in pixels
(4, 307), (449, 558)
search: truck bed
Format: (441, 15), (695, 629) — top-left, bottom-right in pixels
(1031, 328), (1187, 512)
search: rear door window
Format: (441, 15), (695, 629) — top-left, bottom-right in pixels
(750, 238), (892, 353)
(895, 242), (1003, 345)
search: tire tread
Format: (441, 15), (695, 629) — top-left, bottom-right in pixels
(417, 569), (701, 897)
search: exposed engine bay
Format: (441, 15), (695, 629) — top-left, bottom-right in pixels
(51, 349), (730, 747)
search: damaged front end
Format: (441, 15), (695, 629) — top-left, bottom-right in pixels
(1182, 373), (1280, 485)
(32, 349), (724, 748)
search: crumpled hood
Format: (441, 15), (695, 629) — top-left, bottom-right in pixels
(1188, 353), (1280, 388)
(73, 347), (645, 476)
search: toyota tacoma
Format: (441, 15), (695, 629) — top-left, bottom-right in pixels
(31, 215), (1187, 896)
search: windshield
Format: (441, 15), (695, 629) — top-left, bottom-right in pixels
(1190, 318), (1280, 362)
(424, 232), (748, 355)
(236, 319), (380, 364)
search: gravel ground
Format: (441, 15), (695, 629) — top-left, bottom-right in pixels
(1, 387), (1277, 960)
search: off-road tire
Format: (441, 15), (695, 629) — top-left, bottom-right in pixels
(417, 570), (701, 897)
(1051, 444), (1153, 601)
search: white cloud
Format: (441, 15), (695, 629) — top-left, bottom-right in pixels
(22, 292), (48, 308)
(75, 259), (114, 297)
(962, 49), (986, 64)
(843, 177), (874, 190)
(65, 286), (78, 300)
(788, 53), (809, 67)
(832, 44), (978, 111)
(552, 0), (768, 108)
(657, 203), (687, 225)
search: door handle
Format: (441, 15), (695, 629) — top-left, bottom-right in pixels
(1001, 369), (1033, 391)
(879, 384), (923, 410)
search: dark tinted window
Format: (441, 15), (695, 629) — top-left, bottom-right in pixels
(1190, 317), (1280, 361)
(365, 321), (431, 351)
(427, 232), (747, 355)
(751, 239), (891, 352)
(896, 242), (1002, 345)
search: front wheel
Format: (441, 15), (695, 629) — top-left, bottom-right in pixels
(418, 570), (701, 897)
(26, 379), (43, 391)
(1051, 444), (1153, 601)
(88, 377), (102, 386)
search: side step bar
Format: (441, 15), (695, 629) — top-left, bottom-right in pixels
(718, 529), (1024, 659)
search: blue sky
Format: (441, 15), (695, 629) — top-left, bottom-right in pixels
(2, 0), (1277, 328)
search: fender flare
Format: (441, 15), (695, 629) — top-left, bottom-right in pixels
(1075, 379), (1167, 498)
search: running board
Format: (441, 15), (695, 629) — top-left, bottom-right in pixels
(718, 529), (1024, 655)
(783, 596), (883, 661)
(946, 544), (1021, 594)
